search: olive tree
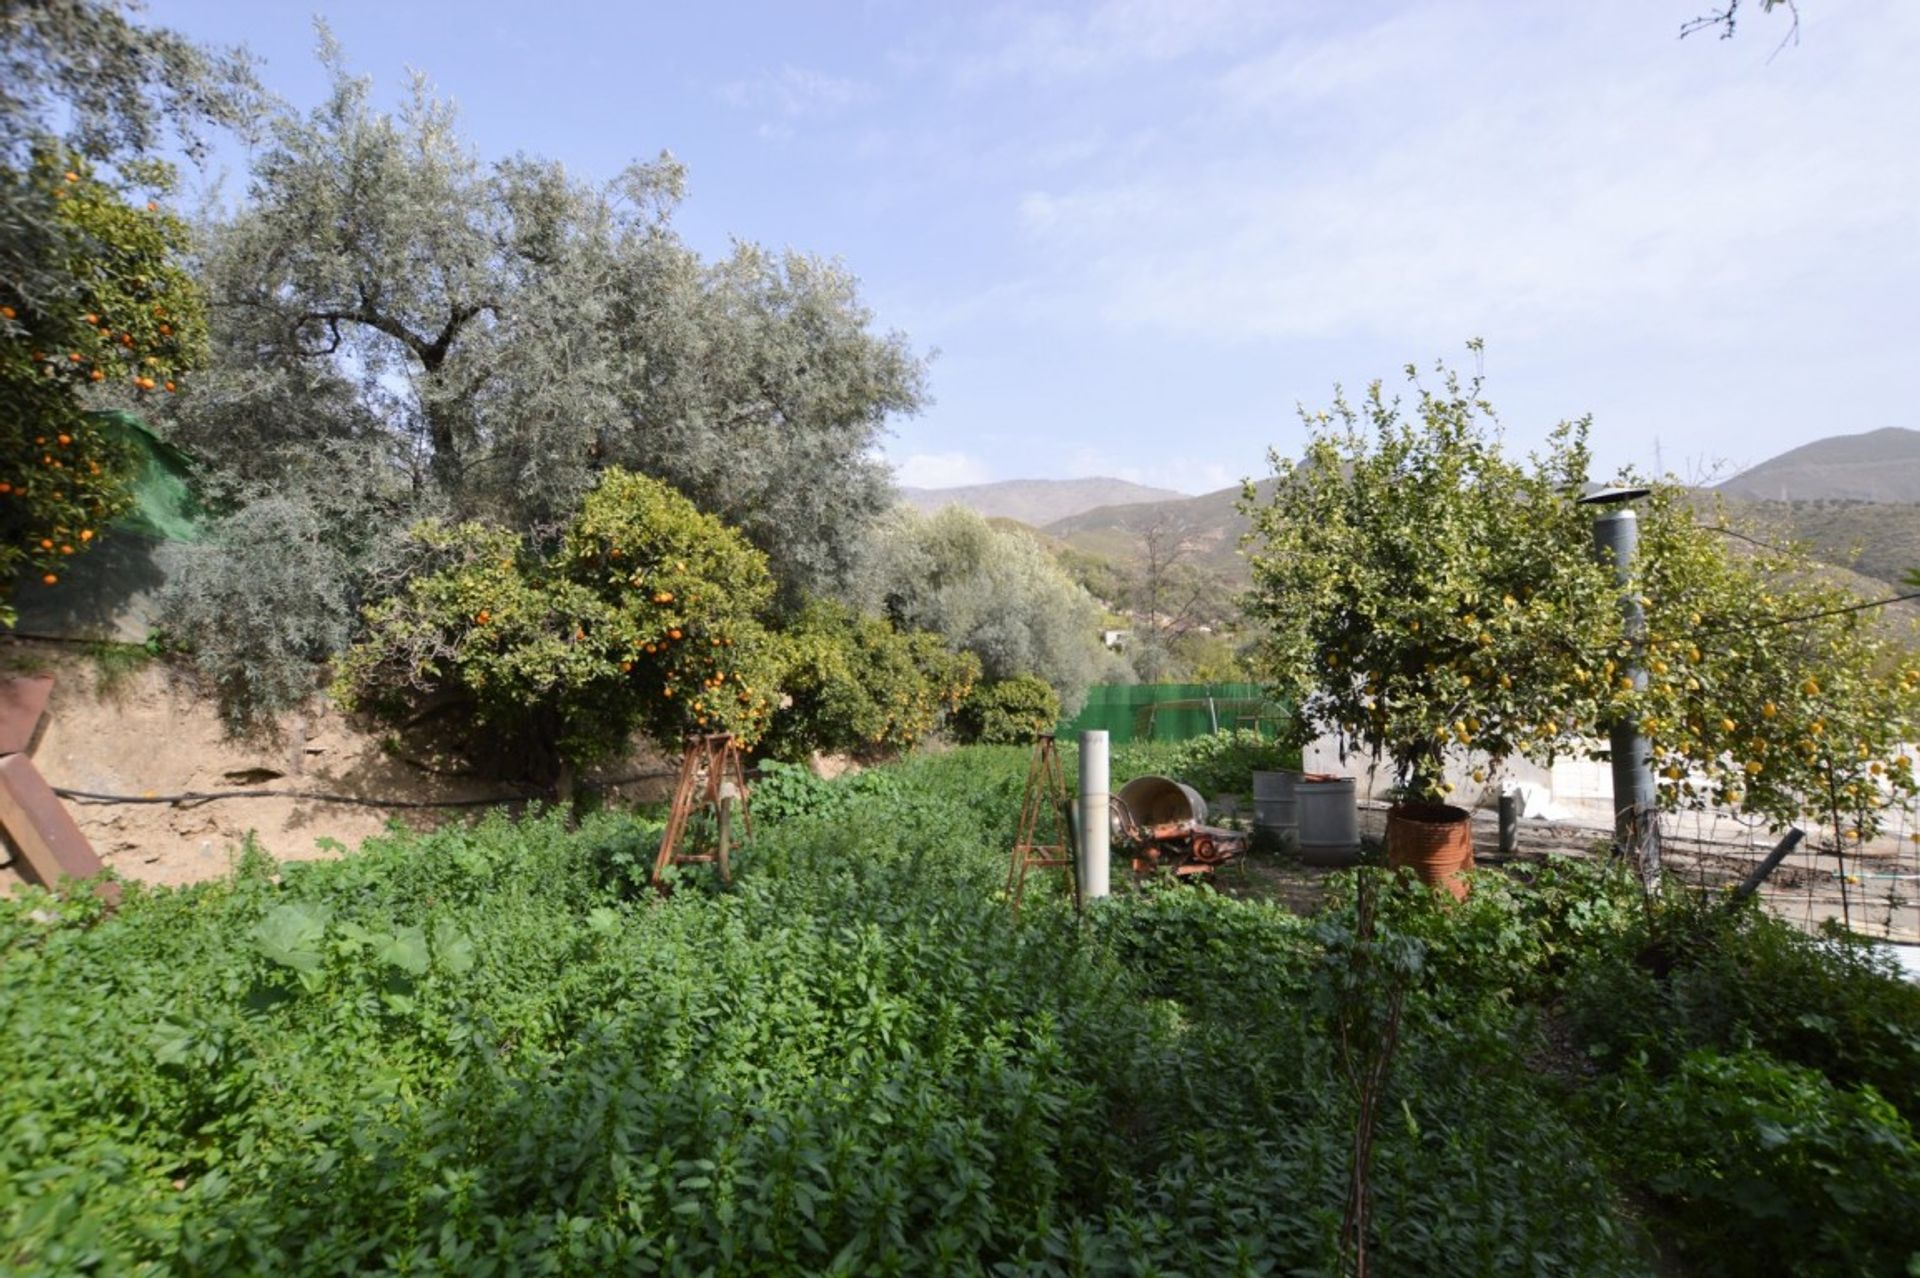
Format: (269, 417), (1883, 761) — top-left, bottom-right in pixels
(171, 39), (923, 601)
(853, 505), (1120, 716)
(2, 0), (255, 307)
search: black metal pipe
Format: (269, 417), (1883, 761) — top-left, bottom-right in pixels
(1731, 827), (1806, 904)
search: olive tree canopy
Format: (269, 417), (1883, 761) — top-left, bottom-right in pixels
(166, 37), (925, 601)
(852, 505), (1120, 716)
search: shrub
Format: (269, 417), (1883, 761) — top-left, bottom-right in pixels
(157, 496), (349, 731)
(1604, 1048), (1920, 1276)
(334, 469), (781, 784)
(759, 600), (977, 761)
(952, 673), (1061, 745)
(1563, 889), (1920, 1118)
(1161, 727), (1301, 798)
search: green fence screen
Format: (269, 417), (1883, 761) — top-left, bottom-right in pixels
(1056, 683), (1291, 744)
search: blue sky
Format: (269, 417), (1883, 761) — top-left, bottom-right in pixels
(146, 1), (1920, 495)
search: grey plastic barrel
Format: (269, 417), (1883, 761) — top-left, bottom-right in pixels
(1116, 775), (1208, 829)
(1251, 770), (1300, 841)
(1296, 776), (1360, 866)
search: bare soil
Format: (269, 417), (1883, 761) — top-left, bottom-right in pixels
(0, 640), (677, 892)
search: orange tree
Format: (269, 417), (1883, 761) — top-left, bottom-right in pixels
(1241, 355), (1616, 800)
(0, 152), (205, 620)
(334, 470), (781, 792)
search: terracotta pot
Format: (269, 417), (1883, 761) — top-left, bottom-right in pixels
(1386, 802), (1475, 901)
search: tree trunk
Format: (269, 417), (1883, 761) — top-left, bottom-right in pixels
(554, 758), (578, 828)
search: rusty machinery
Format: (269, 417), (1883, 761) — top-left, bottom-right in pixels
(1110, 774), (1247, 881)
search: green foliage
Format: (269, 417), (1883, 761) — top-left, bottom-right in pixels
(1242, 349), (1616, 798)
(6, 746), (1916, 1275)
(1242, 350), (1920, 832)
(158, 496), (348, 730)
(335, 469), (781, 779)
(168, 45), (921, 602)
(1603, 1049), (1920, 1276)
(745, 758), (913, 827)
(1158, 727), (1302, 798)
(952, 673), (1061, 745)
(1632, 487), (1920, 837)
(760, 600), (977, 760)
(1, 750), (1669, 1276)
(1563, 887), (1920, 1120)
(0, 0), (255, 176)
(0, 151), (208, 621)
(855, 505), (1118, 715)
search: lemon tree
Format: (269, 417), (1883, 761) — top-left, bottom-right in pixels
(335, 470), (781, 789)
(1244, 352), (1920, 843)
(1629, 487), (1920, 842)
(1241, 354), (1617, 800)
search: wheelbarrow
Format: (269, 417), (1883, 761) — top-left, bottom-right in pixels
(1112, 775), (1248, 880)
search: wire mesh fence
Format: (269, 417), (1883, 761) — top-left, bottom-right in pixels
(1057, 683), (1293, 744)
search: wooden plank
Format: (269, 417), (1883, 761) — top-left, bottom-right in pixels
(0, 675), (53, 756)
(0, 752), (109, 895)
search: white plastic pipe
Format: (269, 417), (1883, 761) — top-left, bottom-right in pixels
(1079, 730), (1110, 901)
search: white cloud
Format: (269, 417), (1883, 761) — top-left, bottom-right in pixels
(895, 451), (994, 488)
(1217, 8), (1444, 108)
(719, 66), (872, 119)
(1008, 4), (1920, 346)
(960, 0), (1286, 84)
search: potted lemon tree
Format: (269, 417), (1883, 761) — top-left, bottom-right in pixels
(1240, 351), (1616, 896)
(1245, 351), (1920, 901)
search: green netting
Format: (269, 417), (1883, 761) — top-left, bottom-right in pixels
(88, 409), (204, 542)
(1056, 682), (1291, 744)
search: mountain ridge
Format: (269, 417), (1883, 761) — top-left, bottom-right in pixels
(897, 476), (1189, 527)
(1715, 426), (1920, 503)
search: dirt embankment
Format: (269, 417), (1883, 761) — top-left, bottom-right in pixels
(0, 640), (676, 891)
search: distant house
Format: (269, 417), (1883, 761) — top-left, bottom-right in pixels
(1101, 628), (1130, 650)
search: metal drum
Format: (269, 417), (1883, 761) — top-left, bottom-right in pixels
(1296, 775), (1360, 866)
(1251, 769), (1300, 842)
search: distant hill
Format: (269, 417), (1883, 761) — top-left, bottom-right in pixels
(1716, 427), (1920, 503)
(898, 477), (1186, 526)
(1043, 478), (1277, 585)
(1716, 496), (1920, 590)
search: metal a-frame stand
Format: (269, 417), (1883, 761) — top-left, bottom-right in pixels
(652, 733), (752, 894)
(1008, 733), (1078, 913)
